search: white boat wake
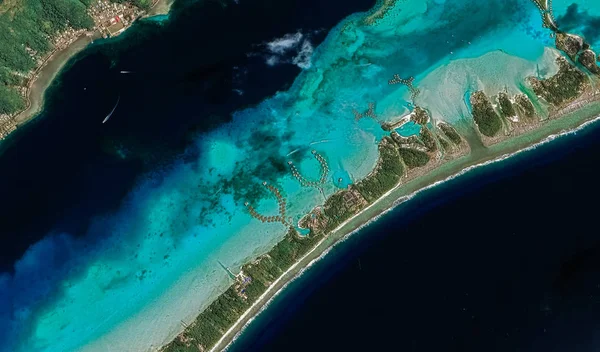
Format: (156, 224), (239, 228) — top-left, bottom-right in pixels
(102, 96), (121, 124)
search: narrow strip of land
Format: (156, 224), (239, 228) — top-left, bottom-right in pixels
(207, 98), (600, 352)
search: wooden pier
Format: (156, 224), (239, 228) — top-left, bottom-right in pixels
(288, 150), (329, 188)
(530, 0), (557, 30)
(353, 102), (377, 121)
(388, 74), (420, 101)
(244, 182), (289, 226)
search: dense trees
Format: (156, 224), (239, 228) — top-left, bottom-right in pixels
(0, 85), (25, 114)
(354, 138), (404, 202)
(515, 94), (536, 119)
(323, 191), (357, 223)
(114, 0), (151, 9)
(163, 229), (323, 352)
(438, 123), (462, 145)
(498, 92), (516, 118)
(398, 147), (430, 168)
(0, 0), (135, 115)
(0, 0), (94, 72)
(530, 57), (587, 107)
(470, 91), (502, 137)
(419, 126), (437, 152)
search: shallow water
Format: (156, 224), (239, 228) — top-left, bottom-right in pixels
(1, 0), (599, 351)
(229, 118), (600, 351)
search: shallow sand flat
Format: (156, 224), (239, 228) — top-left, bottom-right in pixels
(210, 100), (600, 351)
(417, 48), (560, 123)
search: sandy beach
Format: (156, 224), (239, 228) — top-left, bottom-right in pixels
(208, 99), (600, 351)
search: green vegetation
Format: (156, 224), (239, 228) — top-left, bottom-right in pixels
(554, 32), (582, 61)
(515, 94), (536, 120)
(398, 147), (430, 169)
(354, 138), (404, 202)
(530, 57), (587, 107)
(163, 228), (323, 352)
(0, 85), (25, 114)
(438, 123), (462, 145)
(419, 126), (437, 152)
(164, 139), (411, 350)
(0, 0), (151, 115)
(439, 137), (450, 151)
(112, 0), (151, 10)
(411, 106), (429, 125)
(245, 229), (322, 284)
(498, 92), (516, 118)
(578, 49), (600, 75)
(0, 0), (95, 114)
(322, 190), (359, 224)
(470, 91), (502, 137)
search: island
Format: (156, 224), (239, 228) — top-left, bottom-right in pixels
(159, 1), (600, 351)
(4, 0), (600, 351)
(0, 0), (170, 140)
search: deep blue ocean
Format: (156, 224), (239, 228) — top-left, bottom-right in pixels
(0, 0), (375, 271)
(230, 121), (600, 352)
(3, 0), (600, 350)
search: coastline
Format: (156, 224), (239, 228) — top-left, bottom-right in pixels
(12, 34), (97, 127)
(207, 100), (600, 352)
(4, 0), (600, 350)
(5, 0), (174, 139)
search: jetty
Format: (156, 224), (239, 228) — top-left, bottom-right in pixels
(388, 74), (420, 101)
(530, 0), (558, 31)
(217, 260), (237, 280)
(353, 102), (377, 121)
(244, 182), (289, 226)
(288, 150), (329, 188)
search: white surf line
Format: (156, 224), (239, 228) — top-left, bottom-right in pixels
(212, 114), (600, 352)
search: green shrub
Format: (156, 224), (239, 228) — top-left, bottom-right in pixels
(470, 91), (502, 137)
(398, 147), (430, 168)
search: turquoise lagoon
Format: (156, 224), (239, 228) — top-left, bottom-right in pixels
(2, 0), (598, 351)
(396, 121), (421, 137)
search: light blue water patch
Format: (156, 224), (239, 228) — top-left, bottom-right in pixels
(332, 169), (352, 189)
(396, 121), (421, 137)
(553, 0), (600, 48)
(357, 118), (388, 141)
(296, 227), (311, 236)
(463, 89), (473, 113)
(2, 1), (578, 351)
(144, 14), (170, 23)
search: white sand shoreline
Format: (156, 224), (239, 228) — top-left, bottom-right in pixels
(207, 113), (600, 351)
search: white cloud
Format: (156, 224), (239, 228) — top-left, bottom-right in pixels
(266, 32), (304, 54)
(266, 56), (280, 66)
(292, 40), (313, 69)
(262, 31), (314, 69)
